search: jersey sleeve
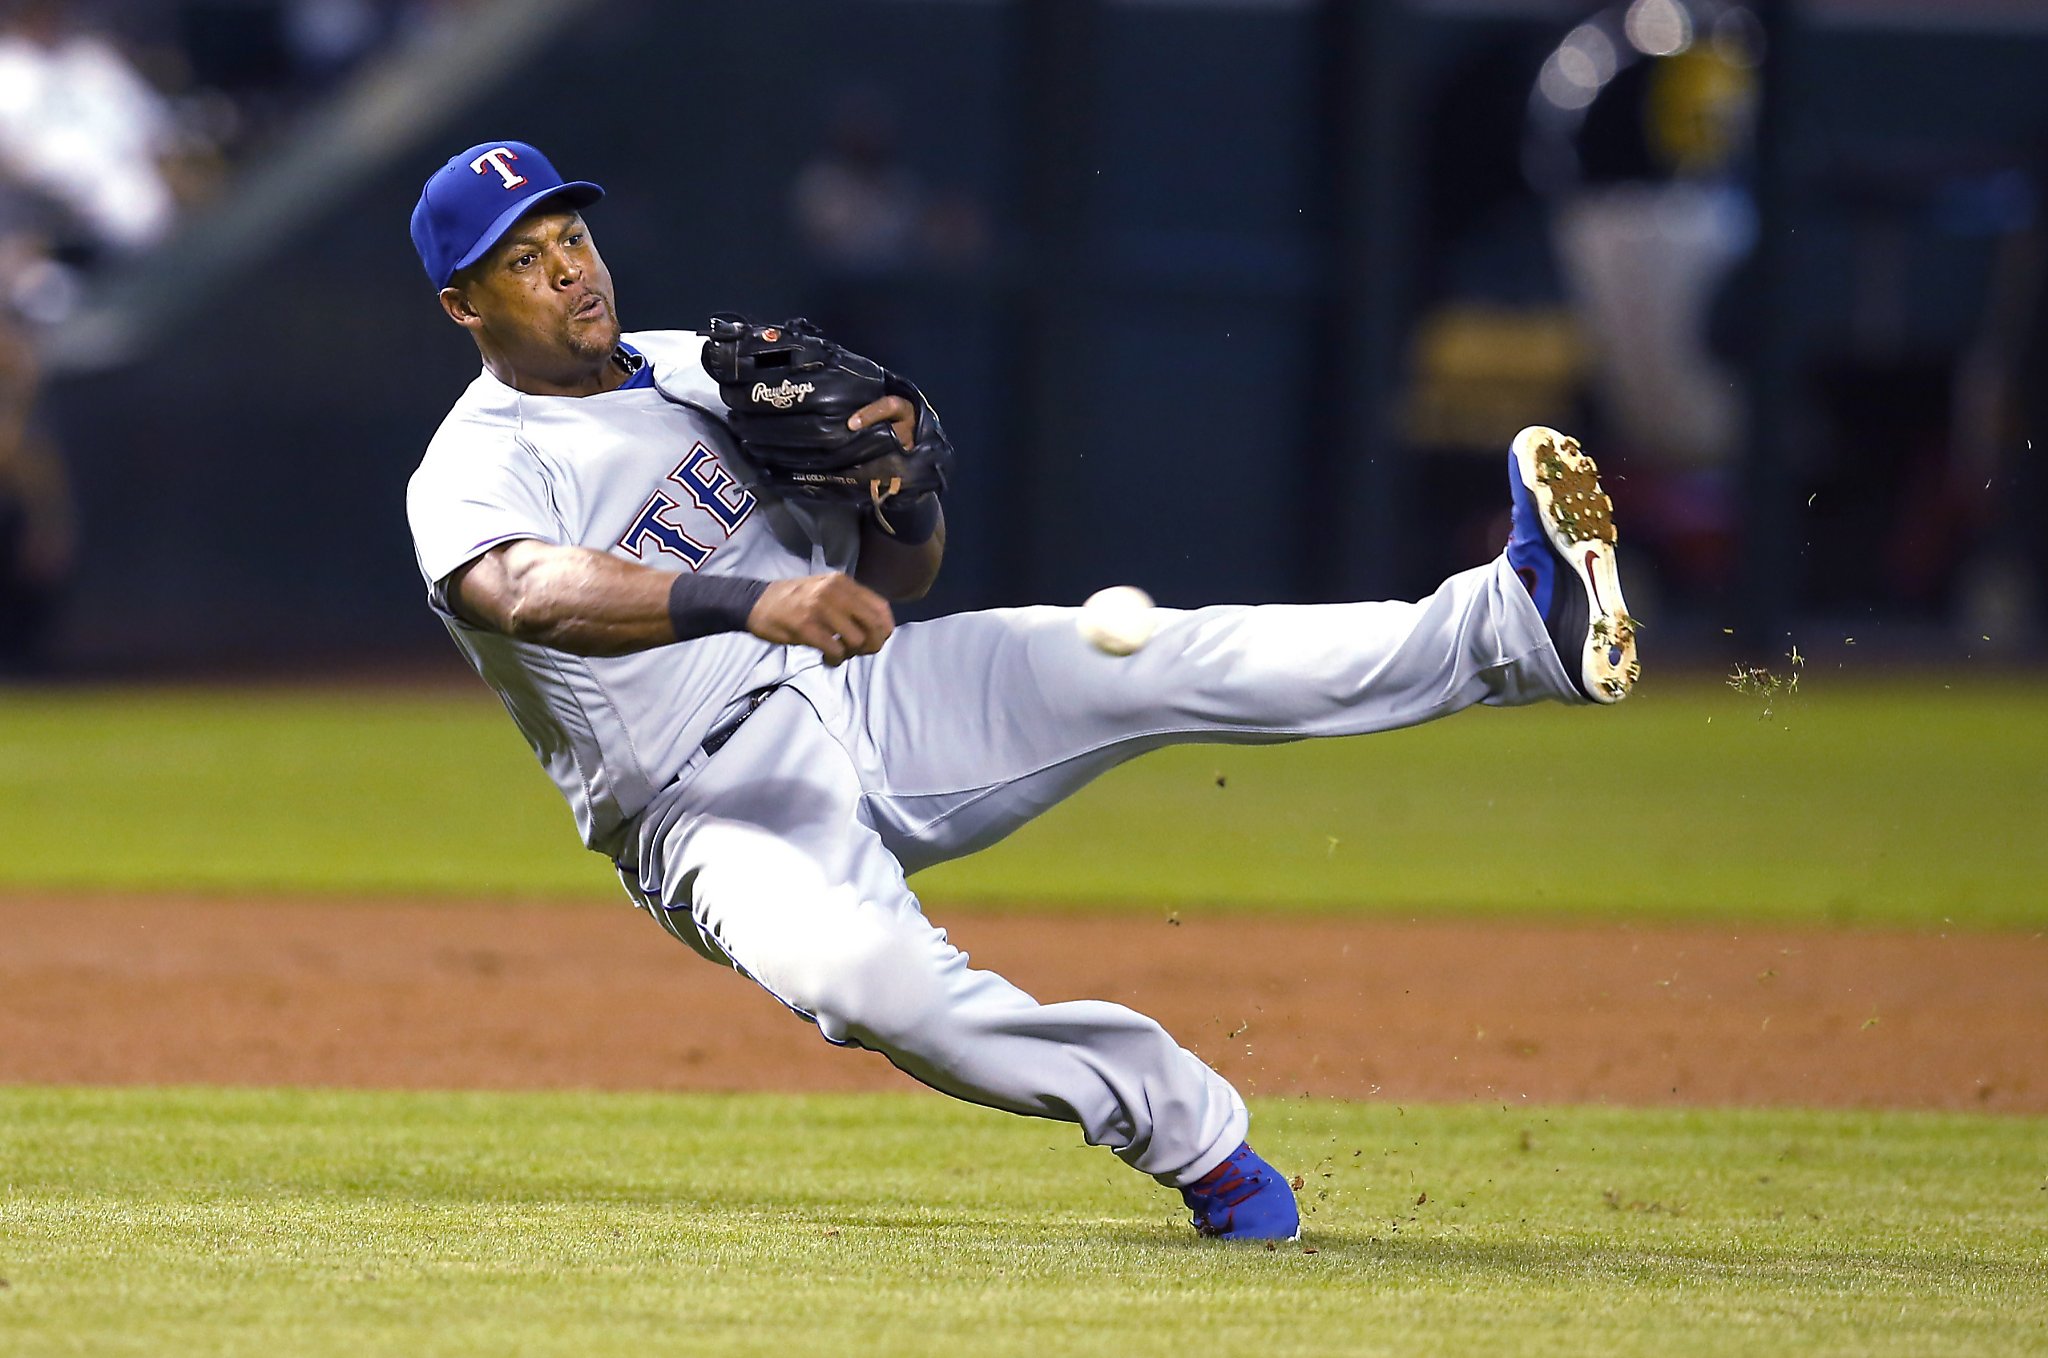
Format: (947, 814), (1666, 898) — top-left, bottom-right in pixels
(406, 435), (564, 611)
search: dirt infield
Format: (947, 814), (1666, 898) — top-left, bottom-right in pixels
(2, 894), (2042, 1112)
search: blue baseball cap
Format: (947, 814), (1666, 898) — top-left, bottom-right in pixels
(410, 140), (604, 289)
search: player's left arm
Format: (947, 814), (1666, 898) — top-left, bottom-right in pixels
(857, 510), (944, 600)
(846, 394), (945, 601)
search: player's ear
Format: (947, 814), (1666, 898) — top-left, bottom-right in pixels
(438, 284), (483, 330)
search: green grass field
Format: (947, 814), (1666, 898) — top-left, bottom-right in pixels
(2, 1087), (2043, 1358)
(0, 674), (2042, 926)
(4, 675), (2043, 1354)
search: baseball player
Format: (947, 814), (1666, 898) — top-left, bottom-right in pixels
(406, 141), (1637, 1242)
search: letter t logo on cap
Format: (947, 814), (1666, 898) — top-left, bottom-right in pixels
(469, 147), (528, 190)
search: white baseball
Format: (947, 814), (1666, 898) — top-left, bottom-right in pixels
(1077, 585), (1157, 656)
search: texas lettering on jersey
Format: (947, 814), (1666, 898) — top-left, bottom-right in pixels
(616, 442), (757, 569)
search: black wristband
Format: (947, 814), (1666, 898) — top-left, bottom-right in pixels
(873, 491), (942, 545)
(667, 573), (770, 642)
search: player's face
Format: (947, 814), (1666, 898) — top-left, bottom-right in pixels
(449, 209), (621, 389)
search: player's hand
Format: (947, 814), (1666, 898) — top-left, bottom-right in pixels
(847, 395), (917, 451)
(748, 571), (895, 664)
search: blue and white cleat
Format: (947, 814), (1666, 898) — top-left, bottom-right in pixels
(1181, 1142), (1301, 1241)
(1506, 425), (1640, 704)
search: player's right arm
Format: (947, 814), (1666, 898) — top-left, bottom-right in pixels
(445, 538), (895, 664)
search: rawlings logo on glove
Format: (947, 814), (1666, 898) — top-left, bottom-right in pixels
(750, 379), (816, 409)
(701, 313), (952, 540)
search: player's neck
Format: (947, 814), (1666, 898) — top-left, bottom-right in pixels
(481, 346), (629, 398)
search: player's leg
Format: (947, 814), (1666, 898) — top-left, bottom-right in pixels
(830, 426), (1633, 872)
(822, 568), (1538, 869)
(619, 687), (1258, 1200)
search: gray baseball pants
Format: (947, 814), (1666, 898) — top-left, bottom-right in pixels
(619, 557), (1576, 1185)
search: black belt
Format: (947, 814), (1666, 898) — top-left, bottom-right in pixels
(700, 687), (774, 757)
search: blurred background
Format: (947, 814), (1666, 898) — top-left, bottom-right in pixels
(2, 0), (2044, 677)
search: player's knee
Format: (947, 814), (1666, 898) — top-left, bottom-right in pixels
(773, 909), (947, 1048)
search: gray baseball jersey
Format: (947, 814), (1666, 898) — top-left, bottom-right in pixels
(406, 328), (857, 856)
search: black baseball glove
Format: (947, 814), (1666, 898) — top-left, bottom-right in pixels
(700, 314), (952, 537)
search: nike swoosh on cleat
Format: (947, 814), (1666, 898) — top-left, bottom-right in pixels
(1584, 549), (1605, 615)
